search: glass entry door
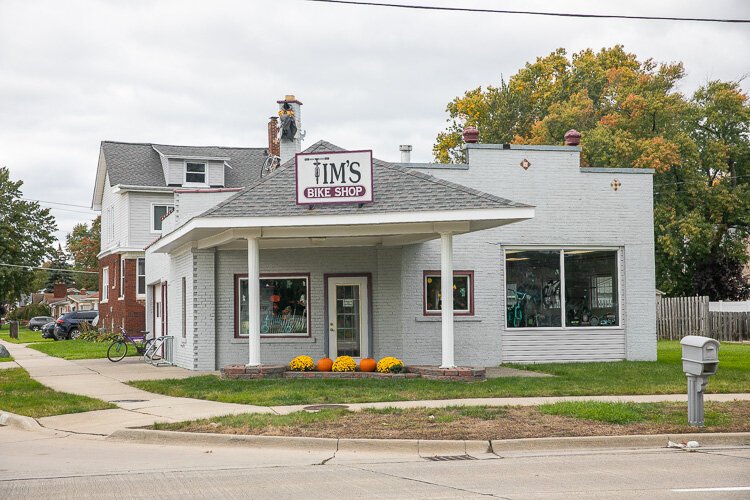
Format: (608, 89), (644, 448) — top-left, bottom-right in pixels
(327, 276), (369, 358)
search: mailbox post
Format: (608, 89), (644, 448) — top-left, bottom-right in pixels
(680, 335), (720, 427)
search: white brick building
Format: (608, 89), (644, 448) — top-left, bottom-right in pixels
(95, 95), (656, 371)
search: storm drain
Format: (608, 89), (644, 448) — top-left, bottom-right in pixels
(303, 404), (350, 412)
(424, 455), (477, 462)
(111, 399), (148, 403)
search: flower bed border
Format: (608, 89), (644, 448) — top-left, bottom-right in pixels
(221, 364), (486, 382)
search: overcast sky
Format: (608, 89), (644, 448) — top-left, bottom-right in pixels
(1, 0), (749, 246)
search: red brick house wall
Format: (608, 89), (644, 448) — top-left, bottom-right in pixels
(98, 254), (145, 333)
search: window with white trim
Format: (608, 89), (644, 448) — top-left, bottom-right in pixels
(102, 267), (109, 301)
(236, 275), (309, 337)
(185, 162), (207, 185)
(119, 257), (125, 297)
(137, 258), (146, 296)
(505, 249), (620, 328)
(151, 204), (174, 233)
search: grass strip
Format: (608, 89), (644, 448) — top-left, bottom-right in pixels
(0, 367), (115, 418)
(150, 401), (748, 440)
(0, 324), (54, 344)
(129, 341), (750, 406)
(27, 340), (137, 360)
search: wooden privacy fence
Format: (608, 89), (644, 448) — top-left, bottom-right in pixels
(709, 311), (750, 341)
(656, 296), (709, 339)
(657, 295), (750, 341)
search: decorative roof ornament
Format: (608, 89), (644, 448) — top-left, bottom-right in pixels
(279, 102), (298, 141)
(462, 126), (479, 144)
(564, 129), (582, 146)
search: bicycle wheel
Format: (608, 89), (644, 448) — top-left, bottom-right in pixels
(107, 341), (128, 362)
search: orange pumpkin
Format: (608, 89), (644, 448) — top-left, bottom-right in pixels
(359, 358), (376, 373)
(317, 357), (333, 372)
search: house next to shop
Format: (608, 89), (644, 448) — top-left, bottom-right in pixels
(92, 95), (657, 371)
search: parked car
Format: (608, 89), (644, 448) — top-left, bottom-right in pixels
(28, 316), (56, 331)
(53, 311), (98, 340)
(41, 321), (56, 339)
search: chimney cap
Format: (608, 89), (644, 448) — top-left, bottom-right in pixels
(399, 145), (413, 152)
(564, 129), (582, 146)
(462, 126), (480, 144)
(277, 95), (303, 105)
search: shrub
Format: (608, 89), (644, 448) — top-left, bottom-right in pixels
(7, 303), (52, 321)
(332, 355), (356, 372)
(289, 355), (314, 371)
(377, 356), (405, 374)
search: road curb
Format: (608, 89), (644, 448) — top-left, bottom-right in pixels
(0, 411), (43, 432)
(106, 428), (750, 455)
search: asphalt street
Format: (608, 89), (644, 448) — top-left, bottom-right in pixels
(1, 427), (749, 499)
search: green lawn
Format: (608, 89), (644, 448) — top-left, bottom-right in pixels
(0, 356), (14, 362)
(27, 339), (137, 360)
(129, 341), (750, 406)
(0, 367), (114, 418)
(0, 323), (53, 344)
(538, 400), (731, 426)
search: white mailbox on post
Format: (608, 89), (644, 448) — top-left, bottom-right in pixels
(680, 335), (720, 427)
(680, 336), (720, 376)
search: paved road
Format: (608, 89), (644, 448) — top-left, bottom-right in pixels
(2, 427), (749, 499)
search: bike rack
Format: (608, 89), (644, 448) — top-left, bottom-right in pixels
(144, 335), (174, 367)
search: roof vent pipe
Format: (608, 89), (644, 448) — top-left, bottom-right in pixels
(399, 145), (412, 163)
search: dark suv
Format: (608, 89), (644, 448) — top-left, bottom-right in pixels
(53, 311), (98, 340)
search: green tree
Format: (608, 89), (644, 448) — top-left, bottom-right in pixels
(66, 216), (100, 291)
(44, 245), (74, 292)
(434, 46), (750, 298)
(0, 167), (57, 303)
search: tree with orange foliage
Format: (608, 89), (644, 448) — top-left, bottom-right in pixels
(434, 47), (750, 299)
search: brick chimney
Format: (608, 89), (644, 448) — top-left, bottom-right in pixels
(53, 283), (67, 298)
(267, 117), (280, 158)
(278, 95), (303, 164)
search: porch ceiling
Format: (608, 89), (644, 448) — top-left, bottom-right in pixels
(148, 207), (535, 254)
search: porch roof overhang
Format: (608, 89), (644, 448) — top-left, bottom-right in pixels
(148, 206), (535, 254)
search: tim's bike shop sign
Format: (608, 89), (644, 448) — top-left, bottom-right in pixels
(295, 150), (373, 205)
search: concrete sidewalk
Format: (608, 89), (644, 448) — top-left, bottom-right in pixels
(1, 340), (275, 435)
(3, 339), (750, 436)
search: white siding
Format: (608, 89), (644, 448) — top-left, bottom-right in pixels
(167, 158), (184, 185)
(173, 190), (236, 228)
(126, 191), (176, 248)
(100, 172), (129, 251)
(208, 160), (225, 186)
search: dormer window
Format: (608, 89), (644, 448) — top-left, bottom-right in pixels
(185, 161), (207, 185)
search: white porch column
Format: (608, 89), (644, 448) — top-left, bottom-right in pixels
(440, 231), (455, 368)
(246, 237), (261, 367)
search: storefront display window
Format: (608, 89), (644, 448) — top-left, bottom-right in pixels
(505, 251), (561, 328)
(423, 271), (473, 315)
(236, 275), (309, 336)
(564, 250), (619, 327)
(505, 249), (620, 329)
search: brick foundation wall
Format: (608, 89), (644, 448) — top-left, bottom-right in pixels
(98, 253), (145, 333)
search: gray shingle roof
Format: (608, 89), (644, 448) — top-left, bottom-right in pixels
(201, 140), (529, 218)
(101, 141), (267, 187)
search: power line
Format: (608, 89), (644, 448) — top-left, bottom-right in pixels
(0, 262), (98, 275)
(21, 198), (92, 209)
(304, 0), (750, 23)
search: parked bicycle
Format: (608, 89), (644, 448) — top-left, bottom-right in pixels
(107, 327), (158, 362)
